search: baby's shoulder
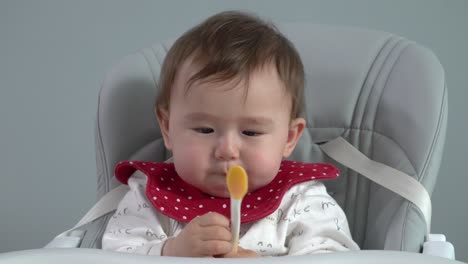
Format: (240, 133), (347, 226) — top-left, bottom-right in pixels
(274, 180), (333, 210)
(286, 180), (329, 197)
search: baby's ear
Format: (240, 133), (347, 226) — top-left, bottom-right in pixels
(283, 117), (306, 158)
(156, 107), (172, 150)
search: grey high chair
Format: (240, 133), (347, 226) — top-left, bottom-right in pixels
(1, 24), (458, 264)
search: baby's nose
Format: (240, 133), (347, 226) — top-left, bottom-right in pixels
(214, 135), (239, 161)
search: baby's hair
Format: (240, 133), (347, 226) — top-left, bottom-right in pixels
(156, 10), (304, 119)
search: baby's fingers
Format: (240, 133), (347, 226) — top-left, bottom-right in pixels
(198, 240), (232, 256)
(197, 212), (230, 228)
(222, 246), (259, 258)
(199, 226), (232, 242)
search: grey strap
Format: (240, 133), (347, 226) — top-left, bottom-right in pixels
(74, 184), (130, 228)
(46, 158), (175, 248)
(320, 137), (431, 233)
(45, 185), (129, 248)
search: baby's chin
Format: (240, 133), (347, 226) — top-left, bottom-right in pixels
(196, 181), (234, 198)
(200, 186), (231, 198)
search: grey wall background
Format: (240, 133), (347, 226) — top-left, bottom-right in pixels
(1, 0), (467, 261)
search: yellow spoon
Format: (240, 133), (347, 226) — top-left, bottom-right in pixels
(226, 165), (248, 253)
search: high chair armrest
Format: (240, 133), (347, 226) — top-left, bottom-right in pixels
(44, 230), (85, 248)
(422, 234), (455, 260)
(1, 249), (465, 264)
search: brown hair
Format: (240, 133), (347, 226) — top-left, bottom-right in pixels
(155, 11), (304, 119)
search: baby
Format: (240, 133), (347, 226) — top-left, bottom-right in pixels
(102, 10), (359, 257)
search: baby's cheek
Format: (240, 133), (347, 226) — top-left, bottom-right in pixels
(247, 154), (282, 190)
(175, 136), (208, 158)
(173, 144), (206, 177)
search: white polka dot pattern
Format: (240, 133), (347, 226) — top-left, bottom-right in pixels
(115, 160), (339, 224)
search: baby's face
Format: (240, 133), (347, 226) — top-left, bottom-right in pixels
(158, 61), (305, 198)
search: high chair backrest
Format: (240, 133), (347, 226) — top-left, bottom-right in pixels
(95, 24), (447, 251)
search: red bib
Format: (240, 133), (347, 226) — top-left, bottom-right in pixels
(115, 160), (338, 224)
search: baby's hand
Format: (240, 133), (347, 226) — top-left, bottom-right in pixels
(221, 246), (259, 258)
(162, 212), (232, 257)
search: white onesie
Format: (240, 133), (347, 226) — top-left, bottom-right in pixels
(102, 168), (359, 256)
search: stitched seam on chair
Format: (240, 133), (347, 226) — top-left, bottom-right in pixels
(365, 37), (404, 132)
(380, 196), (406, 250)
(400, 202), (410, 250)
(136, 46), (162, 158)
(151, 43), (167, 77)
(96, 83), (109, 196)
(149, 44), (167, 123)
(334, 35), (395, 244)
(373, 41), (413, 170)
(373, 39), (406, 249)
(373, 40), (408, 249)
(373, 40), (412, 165)
(98, 46), (162, 197)
(403, 83), (446, 243)
(95, 84), (117, 250)
(365, 38), (405, 151)
(366, 37), (404, 148)
(140, 48), (159, 92)
(360, 36), (402, 246)
(96, 214), (113, 248)
(353, 35), (389, 243)
(370, 40), (413, 173)
(350, 35), (394, 133)
(419, 82), (447, 186)
(401, 202), (427, 251)
(360, 37), (400, 134)
(151, 44), (170, 160)
(373, 42), (419, 250)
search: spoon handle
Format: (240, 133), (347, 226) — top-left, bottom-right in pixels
(230, 198), (241, 253)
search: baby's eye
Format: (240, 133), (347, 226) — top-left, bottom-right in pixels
(242, 130), (262, 136)
(193, 127), (214, 134)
